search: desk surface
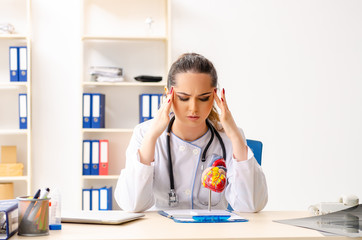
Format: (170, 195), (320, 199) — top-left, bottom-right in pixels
(13, 211), (351, 240)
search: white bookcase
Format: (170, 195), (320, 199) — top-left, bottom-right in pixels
(81, 0), (170, 210)
(0, 0), (32, 197)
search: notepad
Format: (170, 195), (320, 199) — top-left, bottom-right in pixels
(158, 209), (248, 223)
(61, 210), (144, 225)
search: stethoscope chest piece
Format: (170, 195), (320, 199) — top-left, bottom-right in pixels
(168, 189), (178, 207)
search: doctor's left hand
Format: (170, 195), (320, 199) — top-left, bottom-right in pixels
(213, 88), (239, 138)
(213, 88), (248, 161)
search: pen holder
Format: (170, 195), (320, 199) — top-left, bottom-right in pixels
(17, 196), (51, 236)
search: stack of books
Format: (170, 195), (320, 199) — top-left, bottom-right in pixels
(90, 66), (124, 82)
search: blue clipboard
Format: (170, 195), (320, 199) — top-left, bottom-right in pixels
(158, 209), (248, 223)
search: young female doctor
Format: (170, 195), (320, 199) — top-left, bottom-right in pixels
(115, 53), (268, 212)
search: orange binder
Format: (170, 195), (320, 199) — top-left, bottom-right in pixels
(99, 140), (109, 175)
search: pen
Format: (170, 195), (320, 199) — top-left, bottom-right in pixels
(23, 189), (41, 218)
(19, 189), (41, 232)
(34, 189), (41, 198)
(27, 188), (50, 222)
(39, 188), (50, 199)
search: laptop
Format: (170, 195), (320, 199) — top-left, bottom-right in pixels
(61, 210), (145, 225)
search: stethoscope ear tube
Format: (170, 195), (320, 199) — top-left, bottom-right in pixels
(202, 120), (215, 162)
(167, 116), (176, 192)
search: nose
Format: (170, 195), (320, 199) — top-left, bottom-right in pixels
(189, 98), (198, 113)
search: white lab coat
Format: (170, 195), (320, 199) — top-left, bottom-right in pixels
(115, 119), (268, 213)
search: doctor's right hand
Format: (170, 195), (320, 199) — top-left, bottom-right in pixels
(139, 88), (174, 166)
(148, 87), (174, 138)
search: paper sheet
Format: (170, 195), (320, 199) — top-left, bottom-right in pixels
(274, 204), (362, 237)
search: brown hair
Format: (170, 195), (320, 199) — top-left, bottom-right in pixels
(167, 53), (221, 129)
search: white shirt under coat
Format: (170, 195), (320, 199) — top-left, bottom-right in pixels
(115, 119), (268, 213)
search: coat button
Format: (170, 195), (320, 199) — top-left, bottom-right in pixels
(193, 149), (199, 155)
(184, 189), (191, 196)
(179, 145), (186, 151)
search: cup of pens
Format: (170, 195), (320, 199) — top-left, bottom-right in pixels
(17, 193), (50, 236)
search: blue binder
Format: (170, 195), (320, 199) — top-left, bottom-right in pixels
(91, 188), (100, 211)
(90, 140), (99, 175)
(82, 140), (91, 175)
(18, 46), (27, 82)
(140, 93), (163, 123)
(82, 189), (92, 211)
(151, 94), (163, 118)
(99, 186), (112, 211)
(140, 94), (150, 123)
(0, 199), (18, 239)
(91, 93), (105, 128)
(9, 46), (19, 82)
(18, 93), (27, 129)
(82, 93), (92, 128)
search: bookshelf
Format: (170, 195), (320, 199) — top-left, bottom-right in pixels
(80, 0), (170, 210)
(0, 0), (32, 198)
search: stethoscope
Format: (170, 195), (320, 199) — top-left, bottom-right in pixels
(166, 116), (226, 206)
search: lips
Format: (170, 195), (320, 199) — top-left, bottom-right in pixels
(187, 116), (200, 121)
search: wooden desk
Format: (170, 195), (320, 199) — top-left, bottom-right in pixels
(12, 211), (351, 240)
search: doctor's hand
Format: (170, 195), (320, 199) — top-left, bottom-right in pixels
(213, 88), (248, 161)
(139, 88), (174, 166)
(148, 87), (174, 138)
(213, 88), (239, 138)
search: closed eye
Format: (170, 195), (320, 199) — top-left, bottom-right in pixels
(177, 95), (210, 102)
(178, 96), (189, 101)
(199, 97), (210, 102)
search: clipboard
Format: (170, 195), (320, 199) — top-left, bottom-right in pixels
(158, 209), (248, 223)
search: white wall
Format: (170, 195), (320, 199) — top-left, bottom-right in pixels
(31, 0), (362, 212)
(32, 0), (82, 211)
(171, 0), (362, 210)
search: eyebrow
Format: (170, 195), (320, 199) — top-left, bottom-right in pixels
(176, 92), (212, 97)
